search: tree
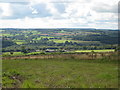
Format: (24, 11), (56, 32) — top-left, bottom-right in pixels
(115, 46), (120, 52)
(65, 41), (69, 45)
(10, 51), (14, 55)
(21, 46), (28, 54)
(2, 39), (16, 48)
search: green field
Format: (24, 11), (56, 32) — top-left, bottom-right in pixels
(2, 58), (118, 88)
(15, 42), (25, 45)
(49, 39), (100, 43)
(2, 34), (14, 36)
(32, 36), (54, 40)
(40, 36), (54, 39)
(13, 40), (26, 45)
(75, 49), (115, 52)
(3, 52), (24, 56)
(2, 51), (43, 57)
(50, 40), (71, 43)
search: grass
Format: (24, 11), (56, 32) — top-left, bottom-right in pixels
(49, 39), (100, 43)
(15, 42), (25, 45)
(2, 34), (14, 36)
(3, 52), (24, 56)
(59, 30), (66, 33)
(27, 52), (42, 55)
(40, 36), (54, 39)
(13, 40), (26, 45)
(2, 51), (43, 57)
(49, 40), (78, 43)
(50, 40), (70, 43)
(2, 58), (118, 88)
(32, 31), (41, 35)
(75, 49), (115, 52)
(33, 36), (55, 40)
(2, 49), (115, 57)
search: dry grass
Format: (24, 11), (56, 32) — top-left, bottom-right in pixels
(2, 52), (116, 60)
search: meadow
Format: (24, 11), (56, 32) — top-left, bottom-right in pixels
(75, 49), (115, 52)
(2, 51), (42, 57)
(49, 39), (100, 44)
(2, 52), (118, 88)
(13, 40), (26, 45)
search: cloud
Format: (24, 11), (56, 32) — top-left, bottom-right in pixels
(0, 6), (3, 15)
(30, 3), (52, 18)
(0, 2), (53, 19)
(0, 3), (12, 18)
(54, 3), (65, 13)
(4, 4), (32, 19)
(92, 3), (118, 13)
(0, 0), (29, 3)
(0, 0), (119, 29)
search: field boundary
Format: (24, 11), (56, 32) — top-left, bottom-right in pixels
(2, 52), (116, 60)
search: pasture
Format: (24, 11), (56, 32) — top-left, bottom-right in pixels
(13, 40), (26, 45)
(2, 52), (118, 88)
(2, 51), (43, 57)
(49, 39), (100, 44)
(2, 34), (13, 37)
(75, 49), (115, 52)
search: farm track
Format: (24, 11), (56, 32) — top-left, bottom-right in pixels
(2, 52), (114, 60)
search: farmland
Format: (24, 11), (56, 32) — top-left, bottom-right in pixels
(1, 28), (118, 54)
(75, 49), (115, 52)
(1, 28), (119, 88)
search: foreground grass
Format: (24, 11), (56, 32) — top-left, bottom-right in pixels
(2, 58), (118, 88)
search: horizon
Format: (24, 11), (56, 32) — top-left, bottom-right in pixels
(0, 27), (118, 30)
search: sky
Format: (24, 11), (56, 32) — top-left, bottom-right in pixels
(0, 0), (119, 29)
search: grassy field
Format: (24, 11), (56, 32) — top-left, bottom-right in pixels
(3, 52), (24, 56)
(2, 34), (14, 36)
(75, 49), (115, 52)
(15, 42), (26, 45)
(32, 36), (54, 40)
(49, 39), (77, 43)
(2, 57), (118, 88)
(13, 40), (26, 45)
(49, 39), (100, 44)
(49, 40), (71, 43)
(2, 51), (43, 57)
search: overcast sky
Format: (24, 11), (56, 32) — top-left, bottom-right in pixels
(0, 0), (119, 29)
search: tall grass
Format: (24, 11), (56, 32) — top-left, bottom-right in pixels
(2, 52), (118, 88)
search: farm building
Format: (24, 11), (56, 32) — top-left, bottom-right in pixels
(45, 49), (56, 52)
